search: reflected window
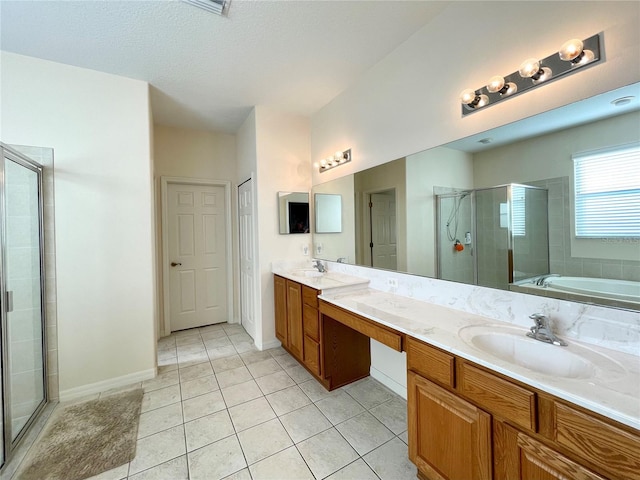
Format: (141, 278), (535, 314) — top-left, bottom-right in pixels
(573, 144), (640, 238)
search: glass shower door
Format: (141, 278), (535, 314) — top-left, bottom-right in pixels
(2, 154), (46, 447)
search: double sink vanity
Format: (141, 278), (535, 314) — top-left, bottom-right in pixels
(273, 261), (640, 480)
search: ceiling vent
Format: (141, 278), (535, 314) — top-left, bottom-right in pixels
(181, 0), (227, 16)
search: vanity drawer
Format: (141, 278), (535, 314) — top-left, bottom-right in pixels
(554, 402), (640, 480)
(302, 285), (319, 308)
(407, 337), (455, 388)
(303, 305), (319, 341)
(458, 361), (536, 432)
(319, 301), (403, 352)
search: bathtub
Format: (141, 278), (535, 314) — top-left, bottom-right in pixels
(542, 276), (640, 303)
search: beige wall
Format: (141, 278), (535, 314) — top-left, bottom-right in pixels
(153, 125), (238, 336)
(1, 52), (156, 399)
(237, 107), (312, 349)
(254, 107), (312, 349)
(311, 1), (640, 185)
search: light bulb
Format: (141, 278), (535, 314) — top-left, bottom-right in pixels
(320, 159), (327, 168)
(476, 94), (489, 107)
(573, 49), (595, 66)
(334, 151), (344, 162)
(519, 58), (541, 78)
(532, 67), (552, 84)
(504, 82), (518, 96)
(559, 38), (584, 61)
(487, 76), (505, 93)
(460, 89), (478, 105)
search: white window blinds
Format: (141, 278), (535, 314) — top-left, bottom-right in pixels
(573, 144), (640, 238)
(511, 185), (526, 236)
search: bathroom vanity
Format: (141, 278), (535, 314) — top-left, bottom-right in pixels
(272, 267), (640, 480)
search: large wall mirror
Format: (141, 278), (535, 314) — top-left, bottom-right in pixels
(312, 82), (640, 311)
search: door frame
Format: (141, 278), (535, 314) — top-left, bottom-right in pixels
(358, 186), (397, 268)
(160, 176), (233, 336)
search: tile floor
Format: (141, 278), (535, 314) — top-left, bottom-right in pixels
(17, 323), (418, 480)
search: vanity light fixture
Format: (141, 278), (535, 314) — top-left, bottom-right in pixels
(460, 33), (601, 116)
(318, 149), (351, 173)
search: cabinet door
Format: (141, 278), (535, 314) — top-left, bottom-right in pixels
(303, 336), (321, 376)
(494, 420), (606, 480)
(286, 280), (304, 359)
(408, 372), (491, 480)
(274, 275), (287, 345)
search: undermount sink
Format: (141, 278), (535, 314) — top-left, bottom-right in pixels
(458, 324), (622, 379)
(290, 268), (324, 278)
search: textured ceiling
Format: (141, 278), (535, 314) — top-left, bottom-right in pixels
(1, 0), (449, 133)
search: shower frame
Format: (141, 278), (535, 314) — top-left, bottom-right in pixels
(436, 184), (549, 287)
(0, 144), (48, 465)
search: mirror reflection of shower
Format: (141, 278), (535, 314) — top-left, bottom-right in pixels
(436, 184), (550, 290)
(445, 191), (471, 253)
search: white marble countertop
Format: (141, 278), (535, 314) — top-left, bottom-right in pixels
(273, 266), (370, 292)
(318, 287), (640, 431)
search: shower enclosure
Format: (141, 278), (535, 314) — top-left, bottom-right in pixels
(0, 144), (47, 467)
(436, 184), (549, 290)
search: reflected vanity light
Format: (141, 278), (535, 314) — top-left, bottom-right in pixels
(460, 33), (601, 116)
(319, 148), (351, 173)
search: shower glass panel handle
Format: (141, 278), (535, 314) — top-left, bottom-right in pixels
(2, 154), (46, 450)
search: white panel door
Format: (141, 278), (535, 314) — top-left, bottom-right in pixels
(238, 180), (257, 340)
(168, 183), (228, 331)
(370, 191), (397, 270)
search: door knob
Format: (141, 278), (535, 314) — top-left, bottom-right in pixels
(171, 262), (182, 267)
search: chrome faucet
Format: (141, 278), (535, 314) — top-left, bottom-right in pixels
(526, 313), (567, 346)
(312, 260), (326, 273)
(337, 257), (347, 263)
(535, 274), (560, 286)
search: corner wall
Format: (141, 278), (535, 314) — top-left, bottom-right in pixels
(1, 52), (156, 398)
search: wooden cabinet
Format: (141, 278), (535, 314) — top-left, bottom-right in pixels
(494, 420), (606, 480)
(286, 280), (304, 359)
(274, 275), (287, 344)
(407, 336), (640, 480)
(408, 371), (491, 480)
(302, 285), (321, 376)
(273, 275), (322, 378)
(273, 274), (304, 358)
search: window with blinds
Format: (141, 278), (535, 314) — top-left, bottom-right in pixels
(573, 143), (640, 238)
(511, 185), (526, 236)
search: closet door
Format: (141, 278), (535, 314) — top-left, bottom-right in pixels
(2, 154), (46, 447)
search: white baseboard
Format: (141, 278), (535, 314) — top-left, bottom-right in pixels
(258, 338), (282, 351)
(370, 366), (407, 400)
(59, 368), (156, 402)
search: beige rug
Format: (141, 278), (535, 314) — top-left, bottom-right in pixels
(18, 388), (144, 480)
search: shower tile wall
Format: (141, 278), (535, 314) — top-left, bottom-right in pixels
(5, 160), (43, 433)
(512, 187), (549, 282)
(437, 196), (473, 284)
(10, 146), (58, 402)
(529, 177), (640, 281)
(475, 188), (509, 290)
